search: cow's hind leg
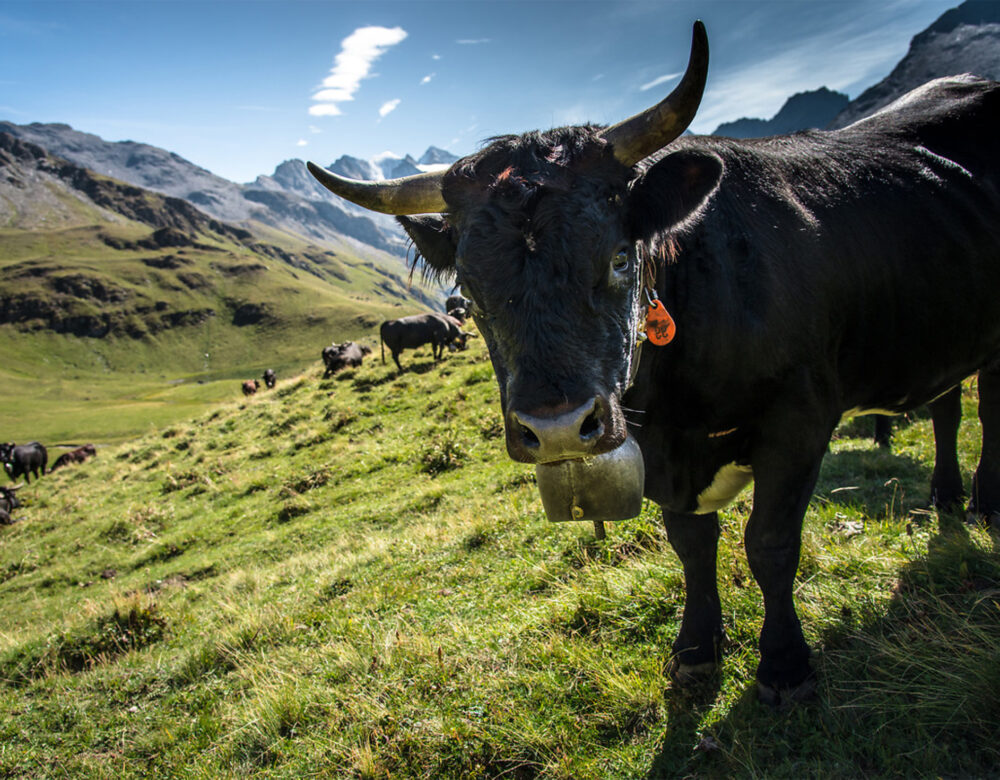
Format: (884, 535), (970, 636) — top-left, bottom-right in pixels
(971, 368), (1000, 523)
(928, 386), (964, 512)
(663, 509), (724, 685)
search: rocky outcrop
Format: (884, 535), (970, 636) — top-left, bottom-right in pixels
(829, 0), (1000, 128)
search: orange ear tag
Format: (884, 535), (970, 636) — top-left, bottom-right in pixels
(646, 299), (677, 346)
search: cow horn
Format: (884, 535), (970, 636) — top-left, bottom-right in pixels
(601, 20), (709, 166)
(306, 161), (447, 215)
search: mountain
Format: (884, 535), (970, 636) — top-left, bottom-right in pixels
(712, 87), (850, 138)
(0, 131), (435, 369)
(0, 121), (408, 257)
(829, 0), (1000, 128)
(420, 146), (460, 166)
(328, 154), (381, 182)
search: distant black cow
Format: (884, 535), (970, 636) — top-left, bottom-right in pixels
(51, 443), (97, 472)
(445, 294), (470, 314)
(241, 379), (260, 396)
(322, 341), (372, 377)
(0, 441), (47, 484)
(263, 369), (276, 389)
(380, 312), (466, 371)
(0, 485), (19, 525)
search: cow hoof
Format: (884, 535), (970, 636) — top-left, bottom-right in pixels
(756, 675), (817, 707)
(669, 659), (718, 687)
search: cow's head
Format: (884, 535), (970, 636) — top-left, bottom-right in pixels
(309, 23), (721, 473)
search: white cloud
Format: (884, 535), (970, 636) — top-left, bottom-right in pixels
(310, 25), (407, 117)
(420, 73), (435, 85)
(297, 139), (308, 147)
(309, 103), (342, 117)
(639, 72), (682, 92)
(432, 54), (441, 60)
(308, 125), (322, 134)
(379, 99), (401, 118)
(456, 38), (490, 45)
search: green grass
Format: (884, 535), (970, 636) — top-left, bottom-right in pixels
(0, 202), (437, 444)
(0, 341), (997, 778)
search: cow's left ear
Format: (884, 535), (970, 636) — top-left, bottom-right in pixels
(397, 215), (456, 279)
(628, 149), (724, 241)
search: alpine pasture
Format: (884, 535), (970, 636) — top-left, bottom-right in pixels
(1, 339), (998, 778)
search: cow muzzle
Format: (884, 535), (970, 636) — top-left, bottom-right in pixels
(507, 397), (613, 464)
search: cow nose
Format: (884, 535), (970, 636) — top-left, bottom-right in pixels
(509, 397), (606, 463)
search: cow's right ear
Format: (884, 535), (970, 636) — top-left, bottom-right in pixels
(397, 215), (457, 279)
(627, 149), (724, 241)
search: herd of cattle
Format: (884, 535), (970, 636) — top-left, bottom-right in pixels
(0, 441), (96, 524)
(241, 297), (477, 395)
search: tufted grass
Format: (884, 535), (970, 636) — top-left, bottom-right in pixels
(0, 338), (997, 778)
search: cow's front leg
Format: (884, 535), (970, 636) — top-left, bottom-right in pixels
(745, 443), (827, 704)
(663, 509), (724, 684)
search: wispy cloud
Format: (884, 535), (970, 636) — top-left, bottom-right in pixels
(420, 73), (435, 85)
(308, 125), (321, 134)
(456, 38), (490, 45)
(379, 99), (401, 118)
(432, 54), (442, 60)
(310, 25), (407, 117)
(296, 139), (308, 147)
(639, 72), (681, 92)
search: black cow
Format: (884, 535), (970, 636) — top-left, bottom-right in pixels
(0, 485), (19, 525)
(241, 379), (260, 396)
(322, 341), (372, 377)
(263, 369), (276, 389)
(445, 294), (470, 314)
(379, 313), (466, 371)
(51, 443), (97, 472)
(0, 441), (47, 484)
(308, 24), (1000, 703)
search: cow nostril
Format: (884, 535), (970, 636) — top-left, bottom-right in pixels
(580, 409), (603, 440)
(520, 424), (540, 449)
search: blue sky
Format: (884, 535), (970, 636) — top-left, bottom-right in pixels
(1, 0), (960, 183)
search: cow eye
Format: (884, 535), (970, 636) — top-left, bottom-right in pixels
(612, 249), (630, 271)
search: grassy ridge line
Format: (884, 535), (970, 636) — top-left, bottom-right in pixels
(0, 344), (998, 778)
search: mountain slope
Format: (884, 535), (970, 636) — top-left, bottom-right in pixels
(830, 0), (1000, 128)
(0, 121), (408, 256)
(713, 87), (849, 138)
(0, 131), (437, 398)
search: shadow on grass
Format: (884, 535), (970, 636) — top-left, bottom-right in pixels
(814, 446), (937, 518)
(643, 519), (1000, 778)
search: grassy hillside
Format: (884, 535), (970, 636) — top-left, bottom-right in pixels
(0, 340), (998, 778)
(0, 133), (441, 444)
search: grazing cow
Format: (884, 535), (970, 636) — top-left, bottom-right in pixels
(445, 294), (470, 314)
(0, 485), (19, 525)
(322, 341), (372, 377)
(307, 23), (1000, 702)
(0, 441), (47, 484)
(241, 379), (260, 396)
(379, 312), (466, 371)
(447, 307), (468, 324)
(50, 443), (97, 472)
(263, 369), (276, 389)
